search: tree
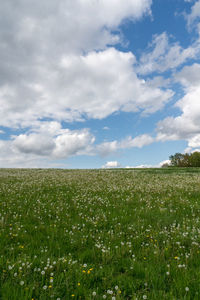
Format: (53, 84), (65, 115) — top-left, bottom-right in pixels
(169, 151), (200, 167)
(169, 153), (185, 167)
(161, 163), (170, 168)
(189, 152), (200, 167)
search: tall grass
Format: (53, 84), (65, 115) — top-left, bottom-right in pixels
(1, 168), (200, 299)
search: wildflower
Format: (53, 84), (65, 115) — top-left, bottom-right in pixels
(166, 271), (170, 276)
(103, 296), (107, 299)
(20, 281), (24, 286)
(92, 291), (96, 296)
(185, 287), (189, 292)
(78, 283), (80, 286)
(49, 285), (52, 288)
(115, 286), (118, 290)
(143, 295), (147, 299)
(43, 285), (47, 290)
(41, 270), (45, 275)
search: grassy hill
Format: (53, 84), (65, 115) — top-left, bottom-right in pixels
(1, 168), (200, 299)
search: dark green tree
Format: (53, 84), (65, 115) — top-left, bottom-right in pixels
(189, 152), (200, 167)
(169, 153), (185, 167)
(169, 151), (200, 167)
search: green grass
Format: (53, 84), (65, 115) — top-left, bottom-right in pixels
(1, 168), (200, 299)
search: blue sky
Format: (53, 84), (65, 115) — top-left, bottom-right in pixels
(0, 0), (200, 168)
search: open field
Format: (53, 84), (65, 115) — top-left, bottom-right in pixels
(1, 168), (200, 300)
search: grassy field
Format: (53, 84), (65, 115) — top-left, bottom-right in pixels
(1, 168), (200, 300)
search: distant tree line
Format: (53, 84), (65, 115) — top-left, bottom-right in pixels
(162, 152), (200, 167)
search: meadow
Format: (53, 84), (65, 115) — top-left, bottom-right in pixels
(1, 168), (200, 300)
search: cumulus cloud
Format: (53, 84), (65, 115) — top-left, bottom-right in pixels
(187, 135), (200, 148)
(0, 0), (155, 129)
(138, 32), (200, 75)
(126, 159), (171, 168)
(0, 140), (59, 168)
(0, 46), (173, 128)
(98, 134), (154, 156)
(153, 0), (200, 152)
(12, 124), (95, 159)
(126, 164), (155, 168)
(52, 130), (95, 159)
(175, 63), (200, 87)
(97, 140), (119, 157)
(159, 159), (171, 167)
(157, 63), (200, 151)
(0, 124), (96, 167)
(102, 161), (121, 168)
(187, 0), (200, 28)
(13, 134), (55, 156)
(119, 134), (154, 148)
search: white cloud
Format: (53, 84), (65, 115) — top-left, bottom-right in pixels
(102, 161), (121, 168)
(126, 159), (171, 168)
(187, 0), (200, 28)
(159, 159), (171, 167)
(97, 140), (118, 157)
(119, 134), (154, 148)
(52, 129), (95, 159)
(126, 164), (155, 168)
(13, 133), (55, 156)
(98, 134), (154, 156)
(187, 134), (200, 148)
(138, 32), (200, 75)
(0, 140), (58, 168)
(0, 47), (173, 128)
(0, 0), (155, 129)
(175, 63), (200, 87)
(12, 123), (95, 159)
(157, 63), (200, 151)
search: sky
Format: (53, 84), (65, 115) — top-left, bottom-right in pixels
(0, 0), (200, 168)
